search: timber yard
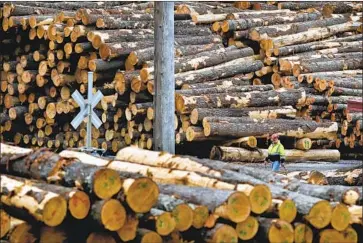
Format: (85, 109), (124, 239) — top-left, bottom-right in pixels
(0, 1), (362, 243)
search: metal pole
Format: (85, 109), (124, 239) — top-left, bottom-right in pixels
(86, 71), (93, 149)
(153, 2), (175, 153)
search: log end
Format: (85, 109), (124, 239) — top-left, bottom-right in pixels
(69, 190), (91, 220)
(101, 199), (126, 231)
(93, 168), (123, 200)
(192, 205), (209, 229)
(172, 204), (193, 232)
(294, 223), (313, 243)
(331, 204), (350, 231)
(249, 184), (272, 214)
(156, 212), (176, 236)
(305, 200), (332, 229)
(210, 224), (238, 243)
(43, 196), (67, 226)
(236, 216), (259, 241)
(342, 189), (360, 206)
(126, 177), (159, 213)
(86, 232), (116, 243)
(226, 192), (251, 223)
(140, 231), (163, 243)
(279, 199), (297, 223)
(117, 216), (139, 241)
(269, 220), (294, 243)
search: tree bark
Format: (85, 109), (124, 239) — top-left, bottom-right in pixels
(176, 84), (273, 96)
(181, 74), (252, 89)
(190, 106), (297, 124)
(176, 89), (305, 114)
(175, 43), (224, 57)
(174, 57), (263, 88)
(99, 41), (154, 60)
(204, 119), (338, 139)
(252, 17), (350, 40)
(210, 146), (340, 162)
(222, 12), (322, 32)
(1, 174), (67, 227)
(268, 22), (357, 49)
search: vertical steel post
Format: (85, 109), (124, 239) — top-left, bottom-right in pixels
(86, 72), (93, 149)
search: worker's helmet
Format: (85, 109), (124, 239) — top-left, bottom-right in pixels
(270, 133), (279, 140)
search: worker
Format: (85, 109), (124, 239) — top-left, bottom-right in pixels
(265, 133), (286, 171)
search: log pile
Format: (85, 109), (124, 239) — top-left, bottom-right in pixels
(1, 143), (362, 242)
(0, 2), (362, 158)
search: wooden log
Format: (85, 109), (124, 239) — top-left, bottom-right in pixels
(203, 224), (238, 243)
(226, 9), (293, 20)
(174, 57), (263, 88)
(265, 22), (358, 49)
(143, 47), (254, 76)
(1, 217), (37, 243)
(175, 43), (224, 57)
(96, 18), (154, 29)
(204, 119), (338, 140)
(256, 218), (294, 243)
(90, 199), (126, 231)
(1, 174), (67, 227)
(210, 146), (340, 162)
(181, 75), (252, 90)
(177, 84), (274, 96)
(222, 12), (322, 32)
(331, 87), (362, 97)
(88, 59), (124, 72)
(250, 16), (349, 40)
(176, 89), (305, 114)
(99, 41), (153, 60)
(190, 106), (297, 124)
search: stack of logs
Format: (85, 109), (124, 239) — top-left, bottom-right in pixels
(1, 143), (362, 242)
(0, 1), (362, 161)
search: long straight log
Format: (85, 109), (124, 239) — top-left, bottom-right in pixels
(210, 146), (340, 162)
(174, 57), (263, 88)
(181, 74), (252, 89)
(176, 84), (274, 96)
(264, 22), (358, 49)
(204, 120), (338, 140)
(222, 12), (322, 32)
(190, 106), (297, 124)
(250, 16), (349, 40)
(176, 89), (305, 114)
(1, 174), (67, 227)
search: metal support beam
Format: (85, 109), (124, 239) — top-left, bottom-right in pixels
(153, 2), (175, 153)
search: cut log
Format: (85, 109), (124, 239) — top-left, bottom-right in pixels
(176, 88), (305, 114)
(190, 106), (297, 124)
(210, 146), (340, 162)
(265, 22), (358, 49)
(90, 199), (126, 231)
(175, 43), (224, 57)
(203, 224), (238, 243)
(96, 19), (154, 30)
(293, 58), (363, 76)
(174, 57), (263, 87)
(181, 74), (252, 90)
(257, 218), (294, 243)
(177, 84), (274, 96)
(250, 16), (349, 40)
(1, 174), (67, 227)
(223, 12), (322, 32)
(99, 41), (153, 60)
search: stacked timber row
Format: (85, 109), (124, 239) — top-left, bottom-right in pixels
(0, 1), (362, 160)
(1, 143), (363, 242)
(203, 1), (363, 160)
